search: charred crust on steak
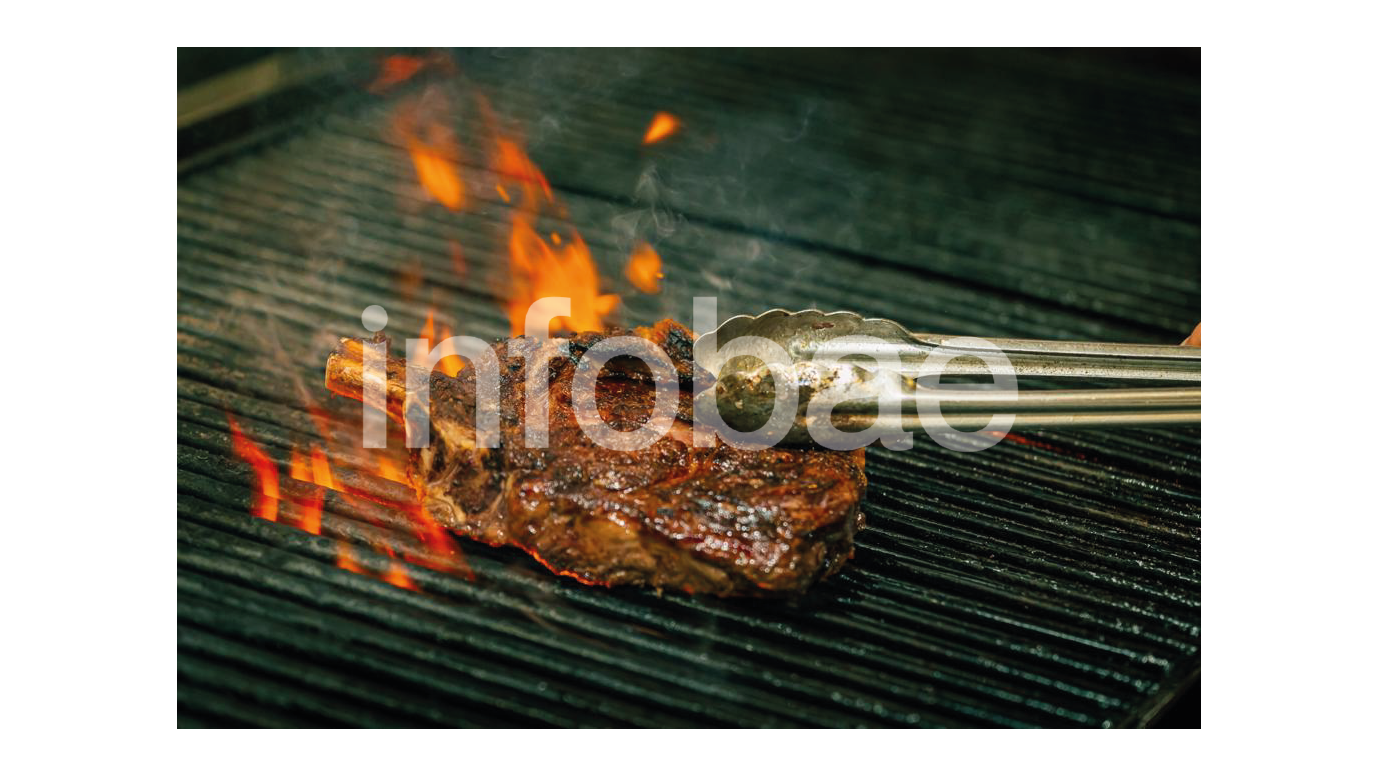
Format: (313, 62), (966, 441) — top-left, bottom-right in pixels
(326, 319), (866, 597)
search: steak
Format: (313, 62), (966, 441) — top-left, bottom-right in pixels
(325, 320), (866, 596)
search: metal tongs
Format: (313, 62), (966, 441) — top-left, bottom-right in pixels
(694, 310), (1200, 444)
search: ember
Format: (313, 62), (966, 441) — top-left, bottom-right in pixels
(642, 111), (681, 144)
(626, 242), (664, 294)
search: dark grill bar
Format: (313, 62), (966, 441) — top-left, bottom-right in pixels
(177, 48), (1199, 727)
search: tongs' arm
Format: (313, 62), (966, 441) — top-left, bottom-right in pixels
(832, 384), (1202, 436)
(710, 362), (1201, 442)
(835, 409), (1201, 434)
(817, 333), (1200, 382)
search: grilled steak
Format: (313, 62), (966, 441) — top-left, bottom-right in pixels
(325, 320), (866, 596)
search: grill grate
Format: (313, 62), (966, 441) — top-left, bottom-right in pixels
(177, 48), (1199, 727)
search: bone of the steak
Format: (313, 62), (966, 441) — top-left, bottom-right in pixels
(324, 335), (413, 420)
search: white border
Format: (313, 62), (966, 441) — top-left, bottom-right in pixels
(2, 3), (1373, 766)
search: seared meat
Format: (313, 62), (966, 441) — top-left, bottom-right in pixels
(325, 320), (866, 596)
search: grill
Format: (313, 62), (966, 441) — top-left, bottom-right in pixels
(177, 48), (1200, 727)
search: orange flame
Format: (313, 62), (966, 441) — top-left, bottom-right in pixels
(374, 452), (410, 485)
(626, 242), (664, 294)
(506, 213), (619, 336)
(289, 447), (311, 482)
(493, 138), (552, 206)
(227, 415), (279, 522)
(297, 490), (324, 536)
(410, 504), (450, 553)
(368, 53), (455, 93)
(384, 561), (418, 590)
(370, 55), (427, 92)
(464, 94), (624, 336)
(415, 311), (465, 377)
(408, 142), (465, 210)
(310, 445), (335, 492)
(336, 542), (365, 574)
(642, 112), (681, 145)
(395, 96), (465, 211)
(406, 503), (475, 580)
(337, 541), (425, 590)
(419, 309), (436, 344)
(286, 445), (331, 535)
(435, 324), (465, 377)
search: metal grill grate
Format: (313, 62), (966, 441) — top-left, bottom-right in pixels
(177, 48), (1200, 727)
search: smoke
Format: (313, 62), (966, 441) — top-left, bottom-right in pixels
(610, 164), (683, 251)
(445, 49), (859, 325)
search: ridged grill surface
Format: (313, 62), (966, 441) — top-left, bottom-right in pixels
(177, 48), (1200, 727)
